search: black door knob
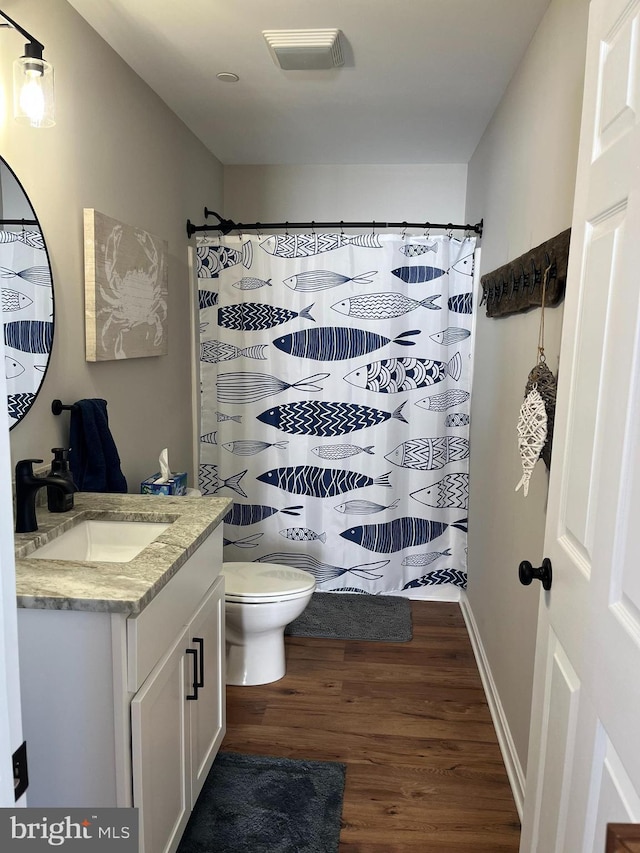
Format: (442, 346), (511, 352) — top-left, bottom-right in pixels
(519, 558), (552, 591)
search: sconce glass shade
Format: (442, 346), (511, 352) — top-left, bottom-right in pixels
(13, 55), (55, 128)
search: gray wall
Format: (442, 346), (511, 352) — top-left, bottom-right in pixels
(464, 0), (589, 776)
(223, 164), (468, 227)
(1, 0), (223, 488)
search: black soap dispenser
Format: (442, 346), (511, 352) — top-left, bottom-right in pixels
(47, 448), (75, 512)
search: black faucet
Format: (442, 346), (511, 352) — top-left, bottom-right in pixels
(14, 459), (77, 534)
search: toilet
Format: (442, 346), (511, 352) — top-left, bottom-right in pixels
(221, 561), (316, 686)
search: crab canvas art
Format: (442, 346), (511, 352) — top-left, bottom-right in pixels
(84, 209), (168, 361)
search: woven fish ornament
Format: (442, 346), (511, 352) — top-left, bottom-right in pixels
(524, 361), (557, 469)
(515, 387), (548, 496)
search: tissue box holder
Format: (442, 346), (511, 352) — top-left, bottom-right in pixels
(141, 472), (187, 496)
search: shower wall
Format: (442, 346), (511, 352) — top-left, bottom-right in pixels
(223, 164), (468, 228)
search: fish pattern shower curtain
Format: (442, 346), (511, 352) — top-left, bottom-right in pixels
(197, 232), (475, 594)
(1, 227), (53, 427)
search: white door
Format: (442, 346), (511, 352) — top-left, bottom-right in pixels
(519, 0), (640, 850)
(0, 307), (24, 806)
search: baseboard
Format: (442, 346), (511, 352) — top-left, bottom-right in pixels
(389, 584), (462, 603)
(459, 593), (525, 820)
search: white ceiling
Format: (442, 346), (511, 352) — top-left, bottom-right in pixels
(67, 0), (552, 166)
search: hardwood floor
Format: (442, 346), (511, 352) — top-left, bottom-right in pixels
(221, 600), (521, 852)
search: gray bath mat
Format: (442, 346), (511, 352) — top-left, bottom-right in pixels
(285, 591), (412, 642)
(177, 751), (345, 853)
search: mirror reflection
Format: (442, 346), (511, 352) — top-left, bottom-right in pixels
(0, 158), (54, 429)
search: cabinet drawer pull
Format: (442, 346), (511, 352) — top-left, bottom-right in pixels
(193, 637), (204, 688)
(185, 648), (199, 700)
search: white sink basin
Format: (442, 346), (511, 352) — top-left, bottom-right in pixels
(28, 519), (170, 563)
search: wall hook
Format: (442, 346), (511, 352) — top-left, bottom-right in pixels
(480, 228), (571, 318)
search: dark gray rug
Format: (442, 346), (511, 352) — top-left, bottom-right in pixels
(178, 752), (346, 853)
(285, 591), (412, 642)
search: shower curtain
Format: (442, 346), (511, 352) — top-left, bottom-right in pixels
(197, 231), (475, 594)
(1, 225), (53, 427)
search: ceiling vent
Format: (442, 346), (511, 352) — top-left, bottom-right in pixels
(262, 29), (344, 70)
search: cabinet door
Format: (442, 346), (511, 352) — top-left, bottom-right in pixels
(188, 575), (226, 806)
(131, 625), (191, 853)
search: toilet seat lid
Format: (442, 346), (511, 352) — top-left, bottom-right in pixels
(221, 561), (316, 600)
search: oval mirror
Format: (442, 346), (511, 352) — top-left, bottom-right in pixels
(0, 157), (54, 429)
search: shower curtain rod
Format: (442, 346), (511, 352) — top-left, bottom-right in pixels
(186, 209), (483, 239)
(0, 218), (38, 226)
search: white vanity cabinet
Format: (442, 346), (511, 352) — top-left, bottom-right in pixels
(17, 522), (225, 853)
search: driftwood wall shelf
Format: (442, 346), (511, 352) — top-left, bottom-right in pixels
(480, 228), (571, 318)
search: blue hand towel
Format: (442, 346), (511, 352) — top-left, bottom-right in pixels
(69, 399), (127, 493)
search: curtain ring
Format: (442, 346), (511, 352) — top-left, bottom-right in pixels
(401, 222), (408, 241)
(311, 220), (315, 235)
(372, 220), (376, 236)
(423, 222), (430, 238)
(285, 221), (289, 236)
(340, 220), (345, 236)
(255, 221), (262, 239)
(446, 224), (454, 240)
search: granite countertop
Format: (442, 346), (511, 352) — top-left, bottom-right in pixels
(14, 493), (231, 615)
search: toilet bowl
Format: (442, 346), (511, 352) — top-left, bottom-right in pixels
(221, 561), (316, 686)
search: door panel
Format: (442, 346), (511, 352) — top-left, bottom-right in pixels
(584, 730), (640, 852)
(189, 576), (226, 806)
(562, 212), (622, 555)
(131, 626), (190, 853)
(597, 9), (638, 153)
(533, 634), (580, 853)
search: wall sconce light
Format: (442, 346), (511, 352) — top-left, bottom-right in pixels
(0, 8), (54, 128)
